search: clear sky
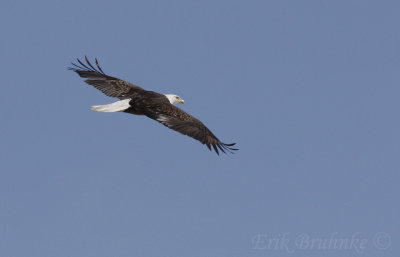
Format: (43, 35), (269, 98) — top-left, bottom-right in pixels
(0, 0), (399, 257)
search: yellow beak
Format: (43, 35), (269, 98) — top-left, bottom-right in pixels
(179, 99), (185, 104)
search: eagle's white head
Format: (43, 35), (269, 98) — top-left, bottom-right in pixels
(164, 94), (185, 105)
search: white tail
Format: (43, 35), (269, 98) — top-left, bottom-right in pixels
(91, 99), (131, 112)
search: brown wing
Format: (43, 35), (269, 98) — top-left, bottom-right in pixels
(69, 56), (145, 99)
(138, 103), (238, 155)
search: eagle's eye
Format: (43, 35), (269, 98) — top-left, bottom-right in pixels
(176, 96), (179, 99)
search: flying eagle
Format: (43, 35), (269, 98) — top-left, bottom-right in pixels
(69, 57), (238, 155)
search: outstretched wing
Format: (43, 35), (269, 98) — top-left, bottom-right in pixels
(141, 104), (238, 155)
(69, 56), (145, 99)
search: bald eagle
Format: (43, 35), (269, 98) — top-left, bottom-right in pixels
(69, 57), (238, 155)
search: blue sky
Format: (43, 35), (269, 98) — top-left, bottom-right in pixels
(0, 0), (399, 256)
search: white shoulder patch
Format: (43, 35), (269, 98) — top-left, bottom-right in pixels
(91, 99), (131, 112)
(157, 115), (173, 127)
(157, 115), (169, 122)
